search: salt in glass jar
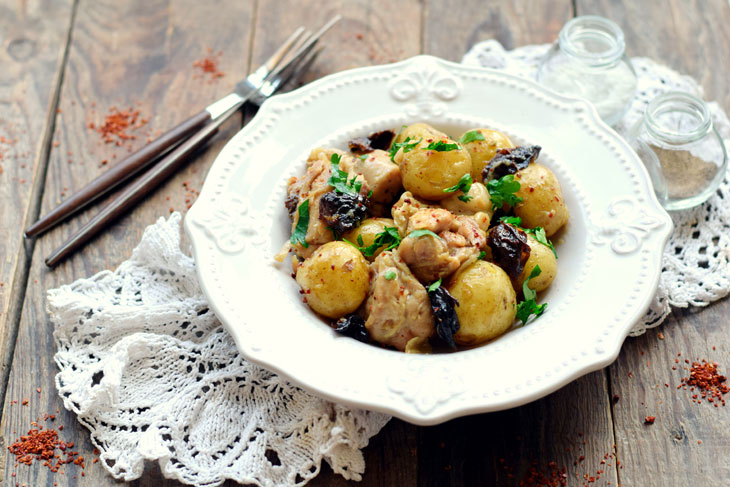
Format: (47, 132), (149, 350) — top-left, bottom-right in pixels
(627, 92), (727, 211)
(537, 15), (637, 126)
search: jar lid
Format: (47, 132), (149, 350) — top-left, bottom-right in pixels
(644, 92), (713, 145)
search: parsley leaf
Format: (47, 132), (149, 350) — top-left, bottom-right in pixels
(499, 215), (523, 226)
(353, 226), (402, 257)
(443, 174), (473, 202)
(524, 227), (558, 259)
(385, 270), (397, 280)
(407, 229), (443, 240)
(290, 199), (310, 248)
(478, 250), (487, 260)
(458, 130), (486, 145)
(487, 174), (523, 208)
(367, 190), (373, 198)
(428, 278), (442, 292)
(424, 140), (460, 152)
(515, 265), (547, 325)
(358, 154), (369, 160)
(327, 153), (363, 195)
(388, 136), (421, 161)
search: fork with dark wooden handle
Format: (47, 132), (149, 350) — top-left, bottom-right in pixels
(43, 27), (328, 268)
(25, 16), (339, 239)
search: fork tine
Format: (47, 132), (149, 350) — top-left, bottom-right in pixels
(274, 15), (340, 74)
(280, 45), (323, 89)
(261, 25), (306, 74)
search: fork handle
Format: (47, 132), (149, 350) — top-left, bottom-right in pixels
(25, 110), (212, 238)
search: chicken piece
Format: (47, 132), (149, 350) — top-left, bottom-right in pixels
(354, 150), (402, 204)
(286, 148), (369, 258)
(391, 191), (435, 236)
(399, 209), (487, 283)
(364, 250), (434, 351)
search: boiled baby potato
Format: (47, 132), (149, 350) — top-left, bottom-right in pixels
(343, 218), (397, 261)
(513, 163), (569, 237)
(448, 261), (516, 346)
(394, 122), (447, 145)
(295, 241), (370, 318)
(460, 128), (514, 181)
(513, 234), (557, 293)
(395, 137), (472, 201)
(441, 181), (493, 217)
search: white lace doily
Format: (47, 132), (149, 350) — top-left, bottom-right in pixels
(463, 40), (730, 335)
(49, 212), (390, 487)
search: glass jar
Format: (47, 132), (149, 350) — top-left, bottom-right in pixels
(627, 92), (727, 211)
(537, 16), (637, 126)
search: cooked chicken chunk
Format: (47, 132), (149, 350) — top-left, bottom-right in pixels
(398, 209), (487, 283)
(390, 191), (435, 236)
(364, 250), (434, 351)
(354, 149), (402, 204)
(286, 148), (369, 258)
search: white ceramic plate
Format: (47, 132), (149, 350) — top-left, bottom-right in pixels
(185, 55), (672, 425)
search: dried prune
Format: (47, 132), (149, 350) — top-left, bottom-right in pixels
(428, 286), (460, 349)
(319, 191), (370, 235)
(348, 129), (396, 155)
(482, 145), (542, 182)
(334, 314), (370, 343)
(487, 222), (531, 279)
(285, 194), (299, 217)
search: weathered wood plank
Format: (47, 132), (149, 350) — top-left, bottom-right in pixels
(1, 0), (255, 485)
(0, 0), (76, 412)
(576, 1), (730, 485)
(424, 0), (572, 60)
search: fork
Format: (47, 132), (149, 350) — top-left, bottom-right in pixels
(42, 19), (336, 267)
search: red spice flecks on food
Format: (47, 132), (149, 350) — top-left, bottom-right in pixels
(94, 106), (148, 146)
(680, 359), (729, 406)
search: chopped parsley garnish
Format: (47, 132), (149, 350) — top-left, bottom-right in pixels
(327, 153), (361, 195)
(478, 250), (487, 260)
(407, 229), (443, 240)
(458, 130), (486, 145)
(499, 215), (522, 226)
(388, 136), (421, 161)
(290, 199), (310, 248)
(385, 270), (397, 280)
(348, 226), (402, 257)
(427, 278), (442, 292)
(424, 140), (460, 152)
(487, 174), (523, 208)
(524, 226), (558, 258)
(443, 174), (474, 202)
(516, 265), (547, 325)
(367, 190), (373, 198)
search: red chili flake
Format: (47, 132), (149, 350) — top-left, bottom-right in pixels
(21, 399), (28, 406)
(193, 48), (225, 80)
(679, 359), (729, 406)
(519, 461), (567, 487)
(657, 332), (664, 340)
(644, 416), (656, 424)
(36, 388), (41, 394)
(93, 106), (147, 145)
(612, 394), (620, 404)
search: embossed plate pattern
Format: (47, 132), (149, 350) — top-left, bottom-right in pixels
(185, 56), (673, 425)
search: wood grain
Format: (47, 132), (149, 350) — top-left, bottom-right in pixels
(575, 1), (730, 485)
(1, 0), (254, 485)
(424, 0), (573, 60)
(0, 0), (76, 414)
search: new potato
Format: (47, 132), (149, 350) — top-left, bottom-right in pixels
(394, 122), (447, 145)
(449, 261), (516, 345)
(460, 128), (514, 181)
(395, 138), (472, 200)
(513, 163), (569, 237)
(514, 234), (557, 293)
(295, 241), (370, 318)
(343, 218), (397, 261)
(441, 181), (493, 217)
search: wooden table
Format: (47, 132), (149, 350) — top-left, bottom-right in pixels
(1, 1), (729, 485)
